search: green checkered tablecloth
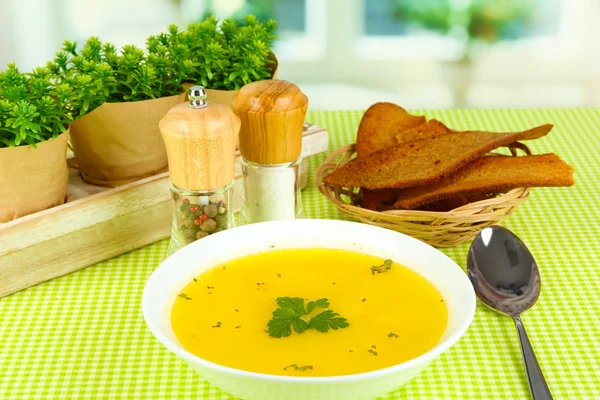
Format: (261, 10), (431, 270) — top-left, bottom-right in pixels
(1, 108), (599, 399)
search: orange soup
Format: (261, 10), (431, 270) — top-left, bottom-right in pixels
(171, 248), (447, 376)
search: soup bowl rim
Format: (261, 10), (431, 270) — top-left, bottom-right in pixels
(143, 219), (476, 383)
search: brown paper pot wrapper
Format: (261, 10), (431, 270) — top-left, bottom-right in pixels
(70, 93), (186, 187)
(0, 131), (69, 222)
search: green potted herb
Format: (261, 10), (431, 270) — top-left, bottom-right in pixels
(47, 15), (277, 187)
(50, 37), (191, 186)
(0, 64), (73, 222)
(161, 15), (278, 108)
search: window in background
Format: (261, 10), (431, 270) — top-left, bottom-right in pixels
(364, 0), (409, 36)
(276, 0), (597, 109)
(365, 0), (561, 38)
(2, 0), (596, 109)
(362, 0), (563, 60)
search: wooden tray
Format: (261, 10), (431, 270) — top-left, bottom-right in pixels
(0, 123), (329, 298)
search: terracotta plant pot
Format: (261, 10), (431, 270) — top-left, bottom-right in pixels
(69, 93), (186, 187)
(0, 131), (69, 222)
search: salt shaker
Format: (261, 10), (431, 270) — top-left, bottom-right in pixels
(232, 80), (309, 224)
(159, 86), (240, 254)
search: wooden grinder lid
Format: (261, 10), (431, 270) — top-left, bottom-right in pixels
(232, 79), (308, 164)
(159, 86), (241, 190)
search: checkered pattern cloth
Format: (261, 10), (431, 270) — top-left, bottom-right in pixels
(1, 108), (599, 399)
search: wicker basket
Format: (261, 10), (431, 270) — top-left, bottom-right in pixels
(316, 143), (531, 247)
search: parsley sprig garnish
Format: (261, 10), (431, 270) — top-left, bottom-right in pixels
(267, 297), (349, 338)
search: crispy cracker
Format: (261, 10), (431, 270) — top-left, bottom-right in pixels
(356, 103), (426, 157)
(395, 119), (452, 145)
(324, 124), (553, 190)
(394, 154), (574, 209)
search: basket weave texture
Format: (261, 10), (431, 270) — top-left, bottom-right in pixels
(316, 144), (531, 247)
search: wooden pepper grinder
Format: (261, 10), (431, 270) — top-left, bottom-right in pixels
(159, 86), (240, 254)
(232, 79), (308, 224)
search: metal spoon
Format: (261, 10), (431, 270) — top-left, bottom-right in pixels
(467, 225), (553, 400)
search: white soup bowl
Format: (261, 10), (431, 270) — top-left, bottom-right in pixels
(143, 219), (475, 400)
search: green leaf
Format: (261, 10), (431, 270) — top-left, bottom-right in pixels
(291, 318), (309, 334)
(307, 298), (329, 314)
(276, 297), (307, 316)
(308, 310), (349, 333)
(267, 317), (293, 338)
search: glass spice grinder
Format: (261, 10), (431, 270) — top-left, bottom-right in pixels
(159, 86), (241, 255)
(231, 79), (309, 225)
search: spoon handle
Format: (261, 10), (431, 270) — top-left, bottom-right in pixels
(513, 315), (553, 400)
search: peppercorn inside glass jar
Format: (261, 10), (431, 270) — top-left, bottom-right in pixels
(167, 182), (234, 255)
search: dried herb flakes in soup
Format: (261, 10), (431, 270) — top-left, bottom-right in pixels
(283, 364), (313, 372)
(371, 259), (393, 275)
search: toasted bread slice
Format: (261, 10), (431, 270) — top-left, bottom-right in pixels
(416, 192), (501, 211)
(324, 124), (553, 190)
(357, 103), (428, 210)
(356, 103), (426, 157)
(415, 195), (471, 212)
(395, 119), (452, 144)
(363, 191), (504, 211)
(362, 188), (401, 211)
(394, 154), (574, 209)
(363, 189), (501, 211)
